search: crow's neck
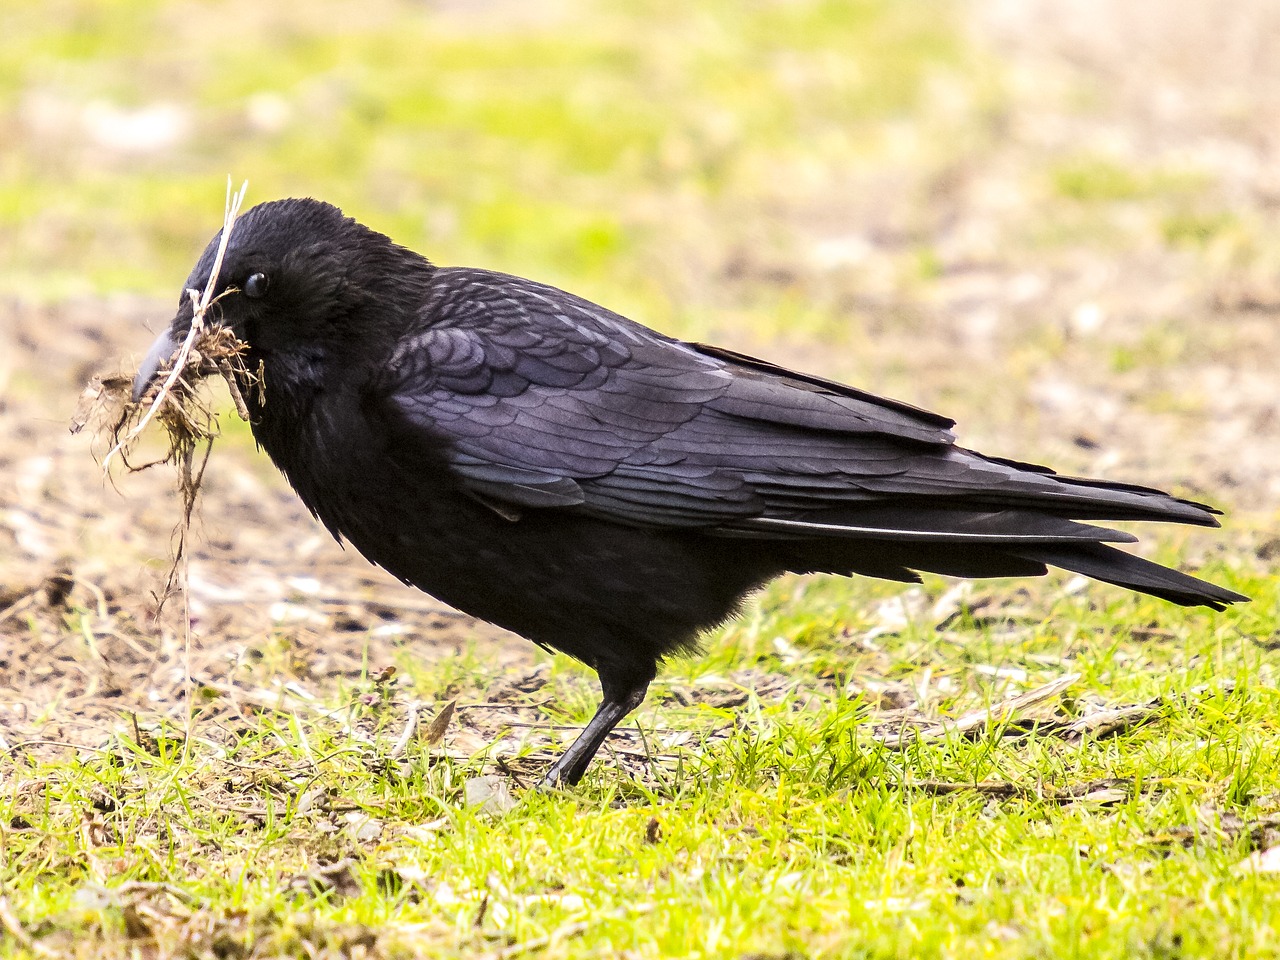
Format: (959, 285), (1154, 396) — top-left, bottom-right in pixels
(242, 345), (356, 533)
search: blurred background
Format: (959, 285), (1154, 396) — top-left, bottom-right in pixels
(1, 0), (1277, 726)
(5, 0), (1280, 504)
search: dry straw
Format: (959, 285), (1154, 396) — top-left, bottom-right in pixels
(72, 179), (262, 745)
(73, 179), (260, 605)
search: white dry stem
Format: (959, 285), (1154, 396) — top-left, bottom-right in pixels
(99, 178), (249, 763)
(388, 700), (421, 759)
(103, 177), (249, 472)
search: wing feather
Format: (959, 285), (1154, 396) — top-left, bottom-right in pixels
(374, 268), (1222, 537)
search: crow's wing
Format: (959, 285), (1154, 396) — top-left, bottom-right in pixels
(377, 269), (943, 521)
(375, 269), (1218, 539)
(376, 270), (743, 522)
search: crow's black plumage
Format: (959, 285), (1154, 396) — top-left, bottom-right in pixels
(134, 199), (1247, 786)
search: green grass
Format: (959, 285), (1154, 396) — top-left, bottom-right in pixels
(1052, 157), (1209, 204)
(4, 0), (1279, 956)
(0, 0), (967, 305)
(3, 554), (1278, 958)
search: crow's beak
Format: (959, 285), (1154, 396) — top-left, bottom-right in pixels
(132, 327), (183, 402)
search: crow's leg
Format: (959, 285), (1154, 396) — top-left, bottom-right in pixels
(539, 662), (655, 788)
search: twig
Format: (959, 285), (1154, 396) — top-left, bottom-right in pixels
(913, 780), (1031, 798)
(1053, 704), (1161, 741)
(937, 672), (1081, 736)
(910, 777), (1132, 802)
(875, 672), (1081, 748)
(388, 700), (420, 759)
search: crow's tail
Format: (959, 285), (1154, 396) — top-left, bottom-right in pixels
(740, 506), (1248, 610)
(1012, 542), (1246, 610)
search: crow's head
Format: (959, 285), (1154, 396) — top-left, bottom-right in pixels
(133, 198), (430, 401)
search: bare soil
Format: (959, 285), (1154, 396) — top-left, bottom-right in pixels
(0, 296), (524, 757)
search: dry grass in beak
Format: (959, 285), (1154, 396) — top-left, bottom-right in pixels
(71, 180), (258, 605)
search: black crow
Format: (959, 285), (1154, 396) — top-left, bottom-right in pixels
(133, 198), (1246, 786)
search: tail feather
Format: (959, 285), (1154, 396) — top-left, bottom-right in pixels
(1015, 542), (1247, 610)
(717, 477), (1247, 611)
(761, 529), (1246, 611)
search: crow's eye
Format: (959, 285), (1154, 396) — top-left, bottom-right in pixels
(243, 272), (269, 299)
